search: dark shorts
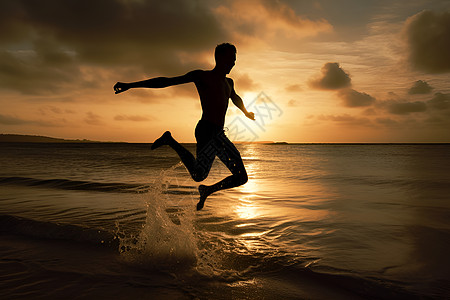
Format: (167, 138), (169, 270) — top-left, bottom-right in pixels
(194, 119), (244, 177)
(195, 119), (224, 151)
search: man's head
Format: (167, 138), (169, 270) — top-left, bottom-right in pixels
(214, 43), (236, 74)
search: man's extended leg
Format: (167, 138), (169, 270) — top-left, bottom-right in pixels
(151, 131), (213, 181)
(197, 134), (248, 210)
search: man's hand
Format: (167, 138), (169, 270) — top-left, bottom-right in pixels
(245, 111), (255, 120)
(114, 82), (129, 94)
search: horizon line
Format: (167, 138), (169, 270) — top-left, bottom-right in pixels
(1, 134), (449, 144)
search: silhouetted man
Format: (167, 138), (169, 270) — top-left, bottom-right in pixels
(114, 43), (254, 210)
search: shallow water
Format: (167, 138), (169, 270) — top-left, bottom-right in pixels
(1, 142), (449, 299)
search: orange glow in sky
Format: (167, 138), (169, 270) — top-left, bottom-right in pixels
(1, 0), (449, 143)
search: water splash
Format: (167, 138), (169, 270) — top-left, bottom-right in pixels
(115, 162), (245, 280)
(117, 162), (197, 269)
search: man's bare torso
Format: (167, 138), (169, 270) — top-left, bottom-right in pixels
(193, 70), (233, 128)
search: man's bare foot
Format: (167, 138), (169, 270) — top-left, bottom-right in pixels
(197, 184), (210, 210)
(151, 131), (172, 150)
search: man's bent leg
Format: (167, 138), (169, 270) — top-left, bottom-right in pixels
(197, 162), (247, 210)
(197, 135), (247, 210)
(151, 131), (172, 150)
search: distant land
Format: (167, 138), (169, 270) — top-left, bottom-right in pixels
(0, 134), (286, 144)
(0, 134), (101, 143)
(234, 141), (278, 144)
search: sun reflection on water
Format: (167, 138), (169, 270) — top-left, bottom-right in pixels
(235, 150), (263, 221)
(234, 195), (260, 220)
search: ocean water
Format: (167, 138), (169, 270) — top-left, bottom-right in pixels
(0, 142), (449, 299)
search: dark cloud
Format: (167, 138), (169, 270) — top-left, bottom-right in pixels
(427, 92), (450, 110)
(387, 91), (399, 97)
(309, 62), (351, 90)
(0, 1), (30, 44)
(114, 115), (152, 122)
(0, 114), (29, 125)
(0, 113), (64, 127)
(408, 80), (433, 94)
(362, 108), (377, 116)
(338, 88), (375, 107)
(387, 101), (427, 115)
(0, 0), (229, 94)
(405, 10), (450, 73)
(379, 93), (449, 117)
(309, 64), (375, 109)
(2, 0), (226, 65)
(0, 49), (79, 94)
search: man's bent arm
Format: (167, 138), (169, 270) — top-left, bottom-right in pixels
(114, 70), (198, 94)
(230, 81), (255, 120)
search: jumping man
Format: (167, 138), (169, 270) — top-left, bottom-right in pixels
(114, 43), (254, 210)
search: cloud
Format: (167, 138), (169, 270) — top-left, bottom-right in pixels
(386, 101), (427, 115)
(114, 115), (152, 122)
(317, 114), (372, 127)
(234, 73), (260, 91)
(0, 49), (80, 94)
(405, 10), (450, 73)
(285, 84), (302, 92)
(215, 0), (332, 44)
(309, 64), (376, 109)
(427, 92), (450, 110)
(424, 115), (450, 127)
(0, 113), (64, 127)
(0, 0), (229, 94)
(287, 99), (299, 107)
(0, 114), (30, 125)
(379, 93), (449, 116)
(374, 118), (400, 128)
(39, 106), (76, 116)
(6, 0), (225, 66)
(338, 88), (375, 107)
(84, 112), (103, 125)
(362, 108), (377, 116)
(408, 80), (433, 94)
(309, 62), (351, 90)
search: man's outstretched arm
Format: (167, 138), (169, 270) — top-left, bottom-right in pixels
(114, 70), (199, 94)
(229, 79), (255, 120)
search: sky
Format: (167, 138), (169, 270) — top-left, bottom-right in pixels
(1, 0), (450, 143)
